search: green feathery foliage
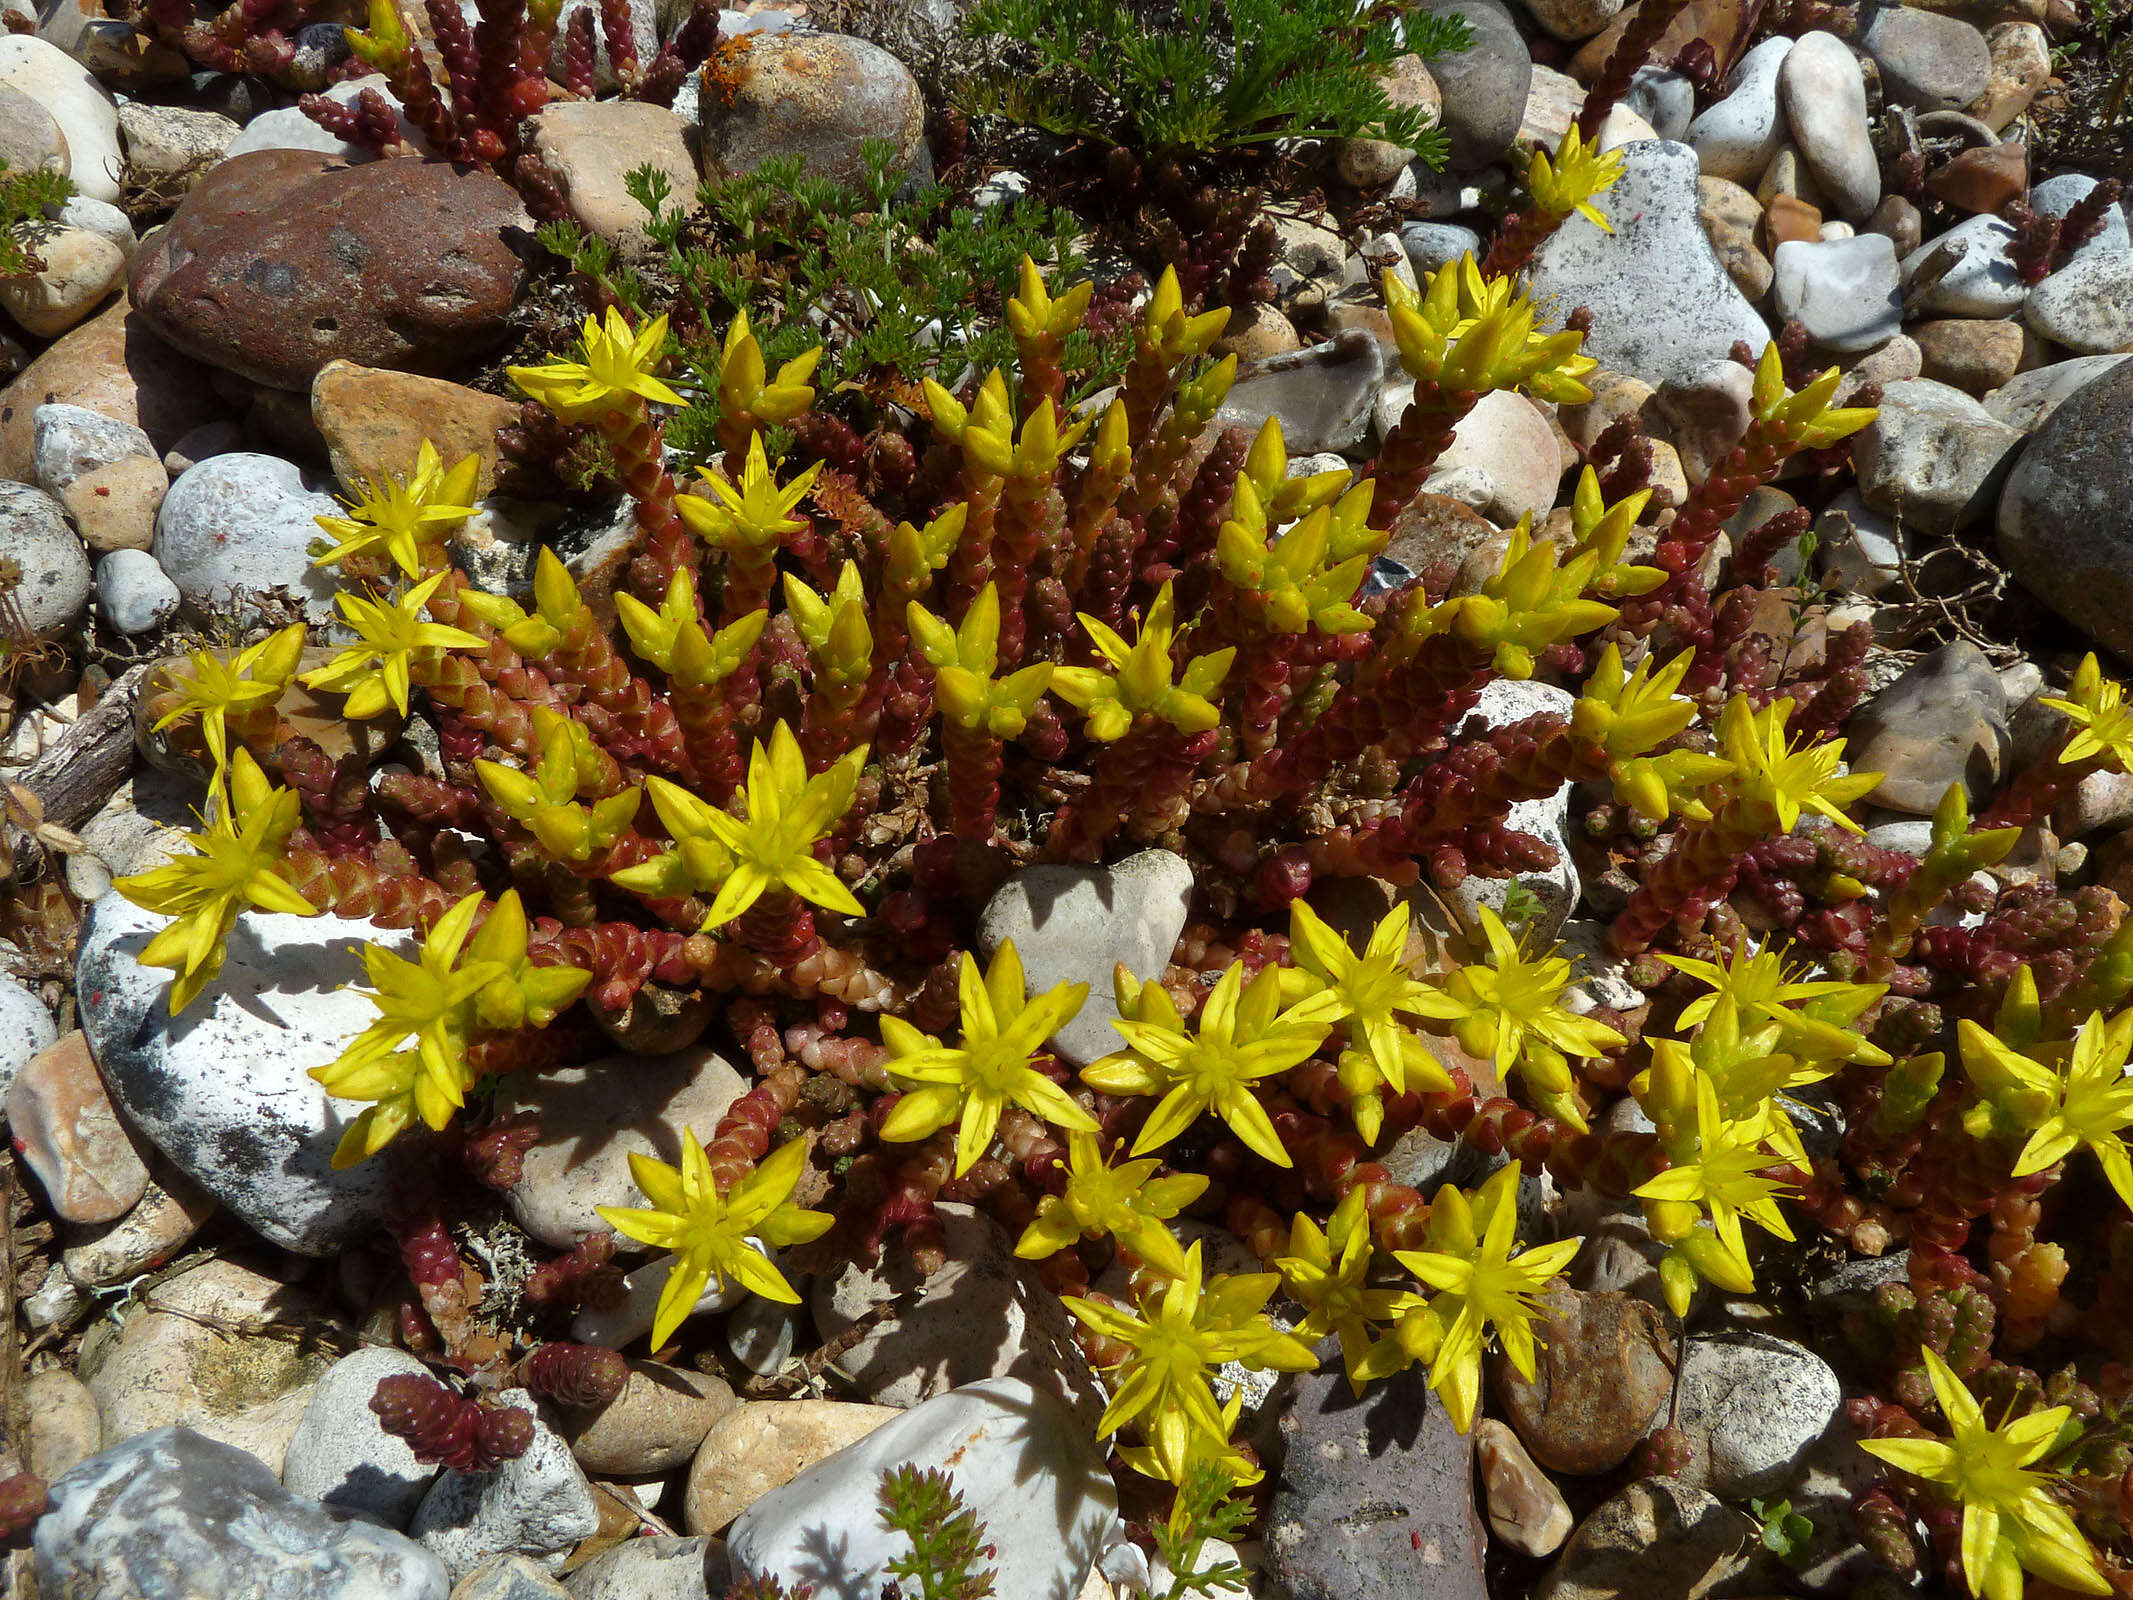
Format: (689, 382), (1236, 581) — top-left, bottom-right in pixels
(535, 142), (1129, 470)
(878, 1465), (998, 1600)
(0, 159), (77, 281)
(958, 0), (1469, 159)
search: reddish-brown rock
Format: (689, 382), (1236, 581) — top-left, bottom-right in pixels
(5, 1031), (150, 1224)
(1494, 1281), (1678, 1475)
(0, 299), (211, 482)
(1926, 140), (2027, 213)
(128, 150), (529, 391)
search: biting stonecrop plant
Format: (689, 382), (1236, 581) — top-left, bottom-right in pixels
(114, 238), (2133, 1592)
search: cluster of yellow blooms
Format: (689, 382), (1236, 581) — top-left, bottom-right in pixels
(107, 212), (2133, 1596)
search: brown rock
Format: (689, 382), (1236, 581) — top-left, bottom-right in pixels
(60, 453), (166, 553)
(1476, 1418), (1575, 1557)
(561, 1360), (736, 1476)
(1926, 139), (2026, 212)
(1570, 0), (1741, 81)
(2, 228), (126, 339)
(311, 361), (517, 498)
(1334, 54), (1444, 187)
(128, 150), (529, 392)
(1697, 176), (1772, 301)
(25, 1370), (101, 1481)
(1494, 1282), (1677, 1475)
(530, 100), (700, 252)
(1383, 493), (1501, 590)
(4, 1032), (150, 1224)
(1557, 368), (1655, 451)
(1, 297), (215, 482)
(1762, 192), (1824, 250)
(1213, 302), (1304, 361)
(1865, 193), (1924, 257)
(1970, 21), (2050, 132)
(701, 33), (924, 189)
(63, 1164), (218, 1288)
(683, 1400), (899, 1534)
(1912, 317), (2025, 394)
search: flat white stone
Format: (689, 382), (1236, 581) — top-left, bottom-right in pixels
(0, 35), (120, 201)
(407, 1390), (598, 1581)
(1771, 233), (1902, 352)
(1687, 36), (1793, 184)
(154, 452), (342, 621)
(1901, 214), (2026, 316)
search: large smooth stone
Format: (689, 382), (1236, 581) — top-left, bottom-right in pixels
(407, 1389), (599, 1581)
(698, 30), (924, 188)
(2026, 252), (2133, 355)
(1770, 233), (1902, 352)
(0, 34), (120, 200)
(1861, 4), (1993, 109)
(1852, 376), (2022, 534)
(0, 298), (214, 481)
(152, 450), (342, 619)
(1685, 36), (1791, 183)
(726, 1378), (1123, 1600)
(1215, 331), (1385, 456)
(1998, 360), (2133, 660)
(975, 848), (1193, 1067)
(1412, 0), (1532, 169)
(284, 1347), (444, 1529)
(1983, 352), (2133, 432)
(75, 893), (404, 1254)
(1779, 31), (1880, 221)
(1264, 1351), (1488, 1600)
(34, 1427), (450, 1600)
(1900, 213), (2026, 315)
(1529, 141), (1772, 387)
(128, 149), (529, 391)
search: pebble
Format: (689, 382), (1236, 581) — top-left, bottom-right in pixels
(2026, 252), (2133, 355)
(114, 101), (237, 188)
(0, 35), (120, 201)
(1686, 36), (1792, 183)
(1213, 302), (1303, 361)
(560, 1361), (735, 1477)
(1666, 1332), (1842, 1497)
(1215, 330), (1386, 456)
(1998, 358), (2133, 660)
(1867, 192), (1925, 255)
(1496, 1282), (1676, 1474)
(409, 1389), (599, 1581)
(684, 1398), (899, 1534)
(0, 82), (64, 173)
(494, 1049), (748, 1250)
(1476, 1417), (1575, 1558)
(1418, 389), (1562, 523)
(76, 894), (403, 1253)
(1650, 359), (1753, 484)
(1862, 4), (1993, 109)
(34, 401), (166, 552)
(1779, 32), (1881, 222)
(1815, 487), (1907, 597)
(1926, 140), (2027, 213)
(222, 73), (426, 162)
(1967, 19), (2049, 131)
(0, 974), (57, 1098)
(310, 362), (520, 501)
(564, 1535), (721, 1600)
(1625, 65), (1696, 140)
(529, 101), (699, 252)
(1771, 234), (1901, 352)
(727, 1378), (1122, 1600)
(1448, 680), (1580, 939)
(26, 1368), (102, 1481)
(283, 1347), (444, 1530)
(82, 1258), (331, 1474)
(1519, 61), (1583, 150)
(0, 482), (92, 634)
(1696, 175), (1773, 300)
(453, 1556), (572, 1600)
(1414, 0), (1531, 169)
(1, 226), (126, 338)
(1522, 0), (1627, 39)
(4, 1030), (150, 1223)
(1533, 1478), (1749, 1600)
(1852, 376), (2023, 534)
(725, 1293), (801, 1377)
(700, 31), (924, 188)
(1570, 0), (1743, 81)
(811, 1204), (1104, 1426)
(2032, 171), (2133, 263)
(1763, 191), (1823, 248)
(0, 299), (212, 480)
(62, 1163), (217, 1287)
(129, 150), (528, 392)
(1529, 141), (1771, 388)
(976, 848), (1193, 1066)
(34, 1427), (450, 1600)
(97, 548), (181, 634)
(1911, 316), (2025, 395)
(1264, 1352), (1487, 1600)
(1401, 220), (1484, 277)
(152, 451), (341, 620)
(1984, 351), (2131, 431)
(1901, 213), (2026, 318)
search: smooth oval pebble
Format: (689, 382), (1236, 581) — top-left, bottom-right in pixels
(1779, 31), (1881, 222)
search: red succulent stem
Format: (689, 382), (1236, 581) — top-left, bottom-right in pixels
(597, 402), (696, 603)
(941, 720), (1004, 839)
(1367, 383), (1479, 530)
(1575, 0), (1691, 140)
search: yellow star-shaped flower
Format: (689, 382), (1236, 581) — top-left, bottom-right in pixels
(508, 307), (685, 421)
